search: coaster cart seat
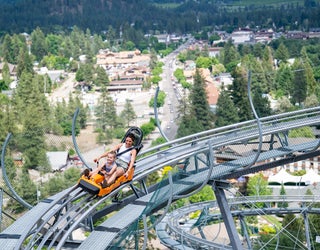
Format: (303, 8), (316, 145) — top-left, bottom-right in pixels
(77, 126), (143, 197)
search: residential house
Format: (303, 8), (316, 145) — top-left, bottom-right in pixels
(97, 49), (150, 70)
(183, 67), (219, 112)
(230, 29), (254, 45)
(215, 73), (233, 87)
(107, 79), (144, 92)
(46, 151), (70, 172)
(0, 62), (17, 76)
(37, 67), (64, 83)
(96, 49), (150, 90)
(254, 29), (274, 43)
(208, 47), (222, 57)
(153, 34), (170, 44)
(199, 68), (219, 112)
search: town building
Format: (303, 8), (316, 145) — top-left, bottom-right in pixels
(96, 49), (150, 92)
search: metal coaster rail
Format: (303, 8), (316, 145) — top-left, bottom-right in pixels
(0, 105), (320, 249)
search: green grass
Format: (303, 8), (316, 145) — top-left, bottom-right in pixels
(262, 215), (282, 228)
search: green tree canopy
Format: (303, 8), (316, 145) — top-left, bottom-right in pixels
(275, 42), (289, 64)
(121, 99), (137, 127)
(215, 86), (239, 127)
(230, 66), (253, 122)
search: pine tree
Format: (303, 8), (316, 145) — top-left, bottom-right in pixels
(1, 61), (11, 86)
(0, 94), (17, 141)
(278, 183), (288, 208)
(121, 99), (137, 127)
(1, 34), (14, 63)
(252, 84), (272, 118)
(275, 43), (289, 64)
(189, 69), (214, 131)
(12, 72), (50, 171)
(274, 64), (293, 98)
(300, 47), (317, 96)
(177, 69), (214, 137)
(94, 66), (109, 87)
(30, 27), (48, 61)
(230, 66), (253, 122)
(279, 214), (304, 248)
(215, 86), (239, 127)
(16, 48), (34, 78)
(95, 85), (118, 142)
(222, 40), (239, 66)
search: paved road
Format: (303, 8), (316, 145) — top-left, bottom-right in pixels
(48, 73), (76, 103)
(158, 41), (191, 140)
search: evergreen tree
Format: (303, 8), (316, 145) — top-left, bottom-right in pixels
(13, 72), (50, 171)
(2, 34), (13, 63)
(177, 70), (214, 137)
(253, 43), (264, 59)
(94, 66), (109, 87)
(30, 27), (48, 61)
(76, 63), (94, 89)
(278, 183), (288, 208)
(252, 84), (272, 118)
(230, 66), (253, 122)
(291, 59), (307, 106)
(149, 49), (158, 70)
(222, 40), (239, 66)
(274, 64), (293, 98)
(9, 168), (37, 213)
(262, 46), (275, 92)
(177, 114), (203, 138)
(300, 47), (317, 96)
(52, 93), (87, 136)
(0, 93), (18, 140)
(16, 48), (34, 78)
(1, 61), (11, 87)
(189, 69), (214, 131)
(106, 25), (116, 48)
(215, 86), (239, 127)
(46, 33), (63, 55)
(0, 95), (8, 141)
(1, 34), (26, 64)
(95, 85), (118, 142)
(279, 214), (304, 249)
(241, 55), (269, 94)
(275, 43), (289, 64)
(121, 99), (137, 127)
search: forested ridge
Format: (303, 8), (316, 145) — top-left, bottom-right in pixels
(0, 0), (319, 35)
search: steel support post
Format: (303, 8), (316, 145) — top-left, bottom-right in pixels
(303, 209), (311, 250)
(239, 214), (252, 249)
(211, 180), (243, 250)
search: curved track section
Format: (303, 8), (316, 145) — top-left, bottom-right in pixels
(1, 133), (32, 209)
(0, 107), (320, 249)
(157, 195), (320, 249)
